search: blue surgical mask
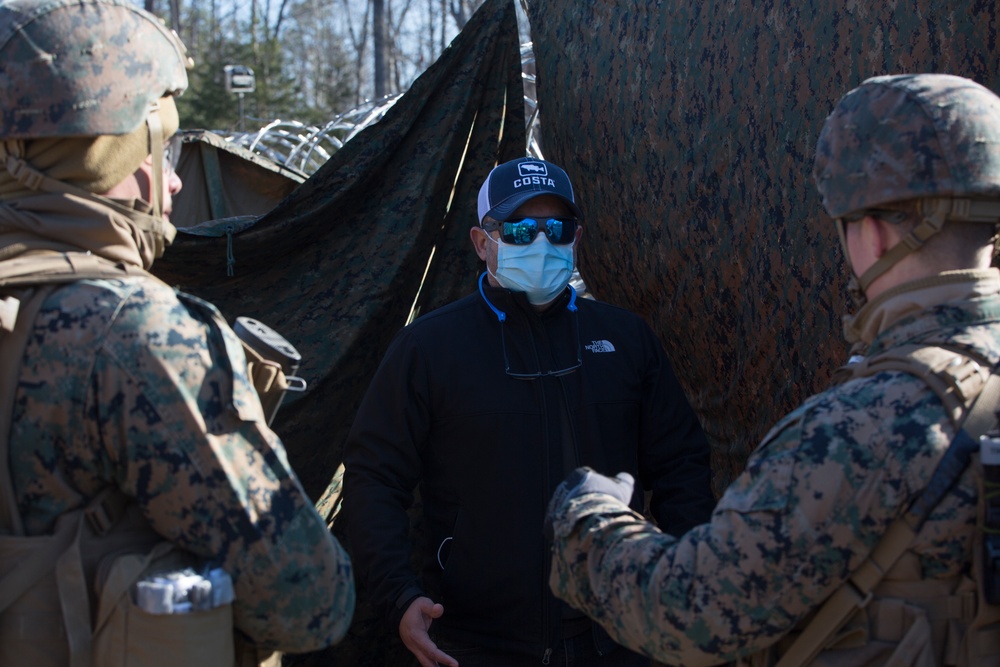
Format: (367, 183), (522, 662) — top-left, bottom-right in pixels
(486, 233), (575, 305)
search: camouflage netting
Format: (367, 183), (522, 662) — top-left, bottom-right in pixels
(153, 0), (525, 505)
(525, 0), (1000, 494)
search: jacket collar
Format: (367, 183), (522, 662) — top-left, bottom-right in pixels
(477, 272), (575, 322)
(852, 268), (1000, 354)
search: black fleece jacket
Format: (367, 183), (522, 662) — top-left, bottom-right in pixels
(342, 278), (714, 660)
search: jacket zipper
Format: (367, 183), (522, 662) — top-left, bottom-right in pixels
(540, 374), (555, 663)
(533, 309), (584, 664)
(530, 319), (558, 664)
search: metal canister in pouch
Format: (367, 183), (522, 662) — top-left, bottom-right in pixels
(234, 316), (307, 424)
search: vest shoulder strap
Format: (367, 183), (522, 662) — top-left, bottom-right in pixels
(0, 251), (150, 289)
(1, 252), (152, 529)
(835, 343), (992, 426)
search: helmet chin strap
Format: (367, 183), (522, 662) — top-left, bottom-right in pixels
(0, 113), (176, 261)
(146, 101), (164, 219)
(1, 140), (79, 195)
(1, 100), (168, 218)
(845, 198), (1000, 294)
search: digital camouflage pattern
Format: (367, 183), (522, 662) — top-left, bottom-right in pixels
(525, 1), (1000, 493)
(0, 0), (354, 660)
(0, 0), (189, 139)
(8, 273), (355, 652)
(814, 74), (1000, 218)
(549, 271), (1000, 665)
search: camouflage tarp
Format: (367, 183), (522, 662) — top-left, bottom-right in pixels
(525, 0), (1000, 493)
(153, 0), (525, 503)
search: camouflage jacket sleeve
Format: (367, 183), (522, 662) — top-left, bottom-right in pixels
(12, 279), (355, 652)
(549, 372), (966, 665)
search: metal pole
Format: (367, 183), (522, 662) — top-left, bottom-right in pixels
(238, 92), (245, 132)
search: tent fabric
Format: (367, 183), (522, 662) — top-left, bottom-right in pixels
(525, 0), (1000, 493)
(152, 0), (525, 502)
(170, 130), (306, 227)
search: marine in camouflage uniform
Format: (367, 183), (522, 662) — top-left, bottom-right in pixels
(0, 0), (353, 656)
(547, 74), (1000, 665)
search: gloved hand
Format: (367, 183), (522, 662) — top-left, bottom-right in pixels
(545, 467), (635, 540)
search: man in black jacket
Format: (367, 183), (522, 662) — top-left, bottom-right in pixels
(342, 157), (714, 667)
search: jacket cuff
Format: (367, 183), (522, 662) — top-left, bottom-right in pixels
(388, 585), (425, 631)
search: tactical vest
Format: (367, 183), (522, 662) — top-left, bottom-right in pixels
(741, 344), (1000, 667)
(0, 252), (282, 667)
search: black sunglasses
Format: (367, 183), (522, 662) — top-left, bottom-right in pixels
(484, 217), (578, 245)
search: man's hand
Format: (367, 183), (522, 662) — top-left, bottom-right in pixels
(545, 467), (635, 539)
(399, 596), (457, 667)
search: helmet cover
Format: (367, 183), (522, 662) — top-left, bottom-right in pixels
(813, 73), (1000, 219)
(0, 0), (190, 140)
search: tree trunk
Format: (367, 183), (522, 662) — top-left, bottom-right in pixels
(169, 0), (180, 32)
(373, 0), (388, 98)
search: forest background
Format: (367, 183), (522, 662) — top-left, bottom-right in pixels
(143, 0), (487, 132)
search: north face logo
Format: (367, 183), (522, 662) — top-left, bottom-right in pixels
(585, 340), (616, 353)
(518, 162), (548, 177)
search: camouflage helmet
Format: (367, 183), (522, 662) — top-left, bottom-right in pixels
(813, 73), (1000, 219)
(0, 0), (190, 140)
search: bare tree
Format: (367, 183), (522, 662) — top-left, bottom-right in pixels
(150, 0), (487, 130)
(372, 0), (388, 97)
(448, 0), (477, 30)
(168, 0), (180, 31)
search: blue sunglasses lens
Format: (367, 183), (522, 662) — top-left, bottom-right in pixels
(501, 217), (577, 245)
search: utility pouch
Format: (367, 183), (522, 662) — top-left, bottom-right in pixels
(92, 542), (235, 667)
(233, 316), (306, 425)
